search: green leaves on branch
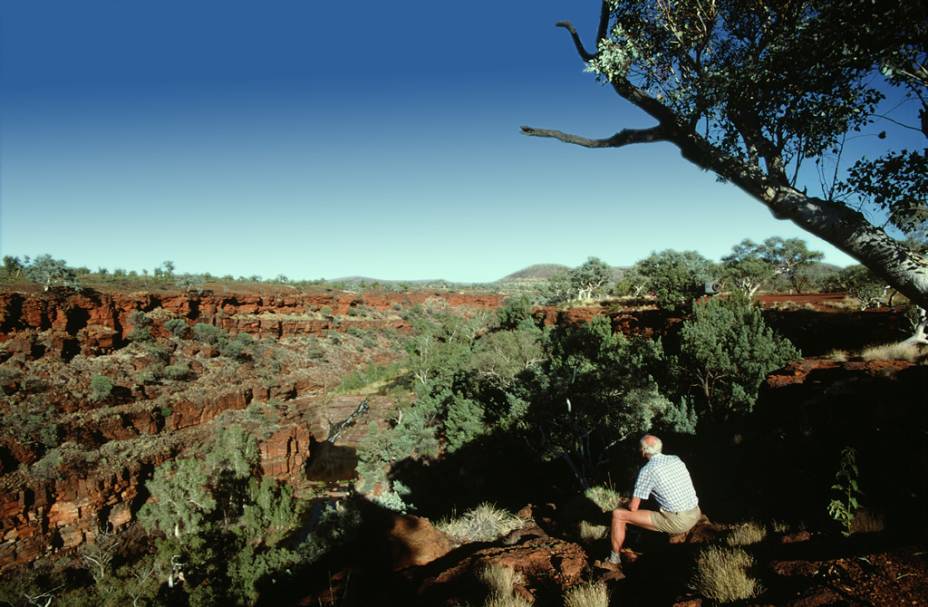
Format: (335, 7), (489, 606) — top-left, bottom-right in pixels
(827, 446), (863, 537)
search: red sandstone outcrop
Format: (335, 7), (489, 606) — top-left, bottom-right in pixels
(415, 536), (588, 604)
(0, 290), (505, 356)
(0, 421), (313, 571)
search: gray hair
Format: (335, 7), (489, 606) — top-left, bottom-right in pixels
(640, 434), (662, 456)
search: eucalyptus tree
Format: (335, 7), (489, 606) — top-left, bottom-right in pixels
(635, 249), (715, 312)
(570, 256), (613, 301)
(522, 1), (928, 310)
(722, 237), (824, 296)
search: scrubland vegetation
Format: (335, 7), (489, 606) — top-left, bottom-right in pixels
(1, 244), (926, 605)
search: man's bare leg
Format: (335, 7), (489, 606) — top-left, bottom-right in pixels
(610, 508), (659, 554)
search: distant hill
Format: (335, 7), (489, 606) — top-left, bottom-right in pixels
(498, 264), (571, 282)
(498, 263), (628, 284)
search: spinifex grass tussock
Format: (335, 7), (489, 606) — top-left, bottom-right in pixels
(563, 581), (609, 607)
(484, 593), (532, 607)
(479, 563), (531, 607)
(584, 485), (624, 512)
(860, 342), (925, 362)
(478, 563), (522, 597)
(578, 521), (608, 543)
(725, 521), (767, 546)
(437, 503), (526, 544)
(690, 546), (759, 604)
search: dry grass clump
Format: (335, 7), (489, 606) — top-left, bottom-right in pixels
(578, 521), (608, 543)
(860, 342), (924, 362)
(725, 521), (767, 546)
(851, 509), (885, 534)
(584, 485), (624, 512)
(827, 349), (849, 362)
(563, 581), (609, 607)
(438, 503), (526, 544)
(770, 520), (790, 534)
(484, 593), (532, 607)
(479, 564), (531, 607)
(690, 546), (759, 604)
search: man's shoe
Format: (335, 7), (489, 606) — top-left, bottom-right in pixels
(593, 558), (622, 572)
(620, 548), (641, 563)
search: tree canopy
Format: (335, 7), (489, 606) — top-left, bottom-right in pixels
(523, 1), (928, 309)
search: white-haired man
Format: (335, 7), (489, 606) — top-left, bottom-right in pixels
(605, 434), (701, 567)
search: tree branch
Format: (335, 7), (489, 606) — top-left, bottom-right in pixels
(520, 125), (668, 148)
(596, 1), (612, 49)
(555, 20), (595, 62)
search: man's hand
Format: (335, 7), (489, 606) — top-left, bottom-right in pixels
(628, 496), (641, 512)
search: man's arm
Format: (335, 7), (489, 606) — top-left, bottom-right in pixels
(628, 496), (641, 512)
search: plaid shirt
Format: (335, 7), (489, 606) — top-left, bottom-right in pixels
(633, 453), (699, 512)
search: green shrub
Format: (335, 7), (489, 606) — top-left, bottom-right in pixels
(679, 294), (800, 419)
(89, 375), (114, 402)
(126, 310), (153, 342)
(135, 369), (160, 385)
(690, 546), (759, 603)
(165, 318), (188, 337)
(192, 323), (224, 344)
(496, 296), (534, 329)
(163, 362), (191, 380)
(218, 332), (254, 361)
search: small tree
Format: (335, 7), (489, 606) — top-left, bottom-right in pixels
(835, 265), (886, 309)
(721, 240), (778, 298)
(635, 250), (715, 313)
(25, 254), (80, 291)
(679, 295), (800, 419)
(613, 266), (648, 298)
(519, 316), (692, 488)
(757, 237), (825, 294)
(570, 257), (612, 302)
(2, 256), (25, 278)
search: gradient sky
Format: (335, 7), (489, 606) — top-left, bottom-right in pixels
(1, 1), (920, 282)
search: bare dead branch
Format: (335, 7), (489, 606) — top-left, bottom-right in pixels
(520, 125), (668, 148)
(555, 20), (595, 61)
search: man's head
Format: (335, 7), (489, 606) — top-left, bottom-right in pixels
(640, 434), (662, 459)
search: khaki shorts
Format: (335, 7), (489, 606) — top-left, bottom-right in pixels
(650, 506), (701, 534)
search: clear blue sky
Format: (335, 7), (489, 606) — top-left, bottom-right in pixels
(0, 1), (915, 282)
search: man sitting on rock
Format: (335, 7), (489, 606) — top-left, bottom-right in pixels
(605, 434), (701, 567)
